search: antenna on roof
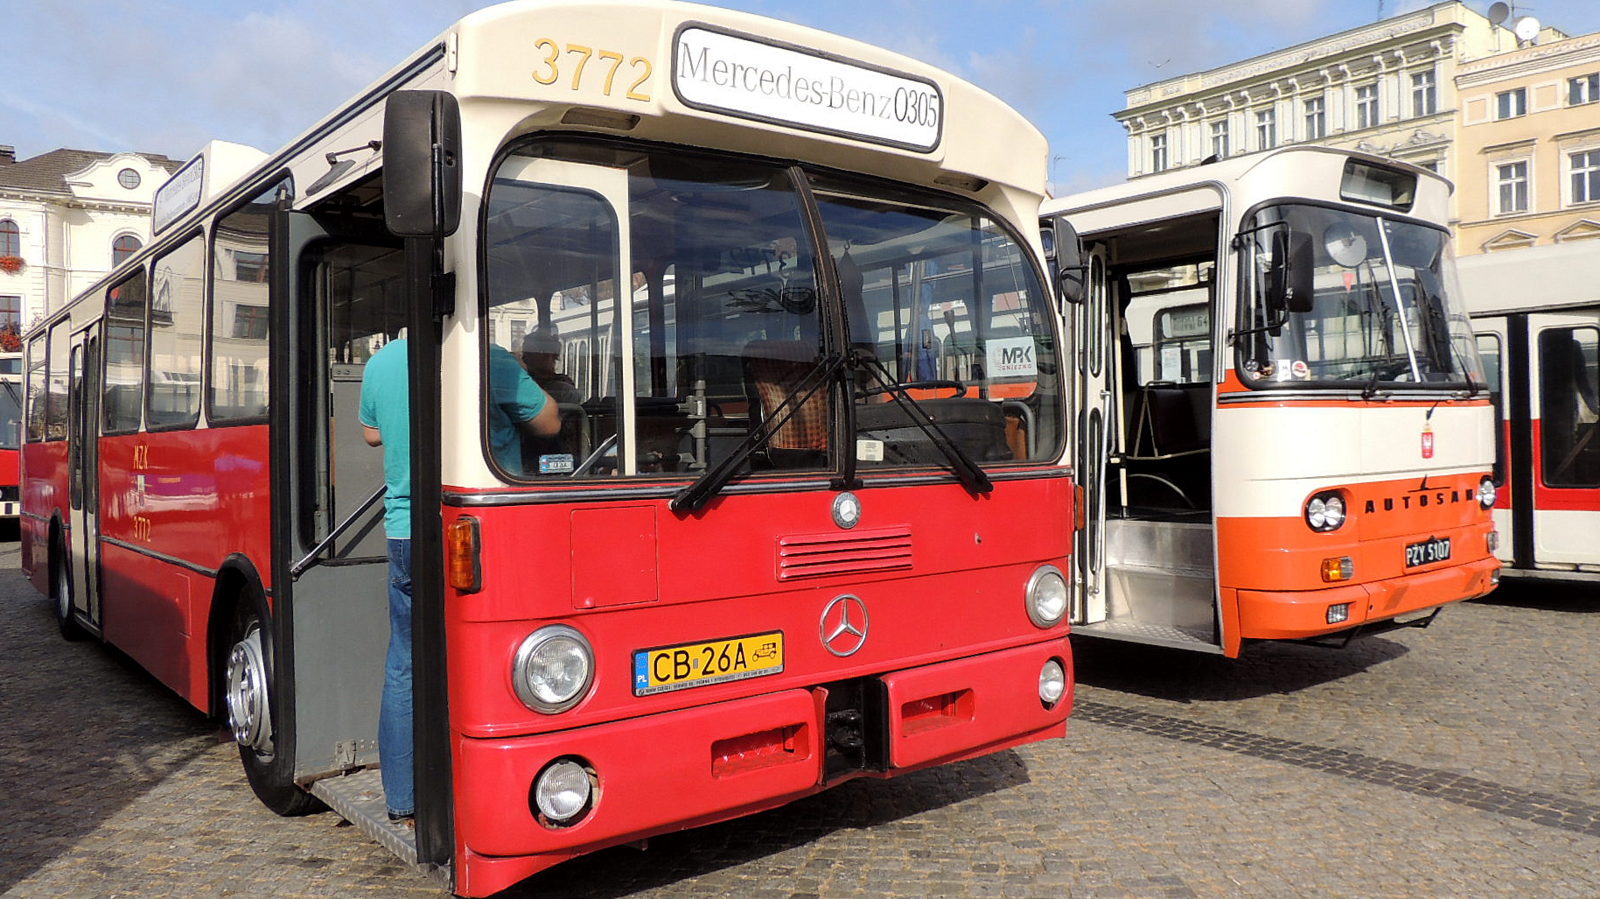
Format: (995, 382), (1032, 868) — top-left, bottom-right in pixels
(1486, 2), (1510, 27)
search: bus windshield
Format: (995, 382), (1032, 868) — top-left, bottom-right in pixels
(483, 139), (1059, 482)
(1238, 204), (1484, 390)
(0, 381), (19, 449)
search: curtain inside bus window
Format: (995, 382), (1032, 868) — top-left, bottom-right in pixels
(1539, 326), (1600, 488)
(808, 175), (1061, 466)
(210, 183), (279, 423)
(148, 234), (205, 428)
(103, 272), (146, 434)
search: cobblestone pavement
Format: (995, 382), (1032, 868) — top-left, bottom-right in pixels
(3, 527), (1597, 898)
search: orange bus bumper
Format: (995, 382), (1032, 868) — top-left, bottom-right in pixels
(1236, 556), (1499, 641)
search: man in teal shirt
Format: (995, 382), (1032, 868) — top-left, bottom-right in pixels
(359, 336), (558, 823)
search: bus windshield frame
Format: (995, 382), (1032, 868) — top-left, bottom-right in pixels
(1235, 201), (1485, 392)
(478, 136), (1062, 484)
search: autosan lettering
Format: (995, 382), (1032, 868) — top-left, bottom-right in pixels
(1363, 488), (1471, 514)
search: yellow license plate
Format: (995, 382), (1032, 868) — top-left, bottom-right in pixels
(632, 631), (784, 696)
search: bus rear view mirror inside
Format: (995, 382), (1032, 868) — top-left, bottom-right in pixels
(1266, 229), (1315, 319)
(383, 90), (462, 238)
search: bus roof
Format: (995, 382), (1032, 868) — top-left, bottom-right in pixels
(1043, 145), (1453, 226)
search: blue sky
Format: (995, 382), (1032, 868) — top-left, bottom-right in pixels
(5, 0), (1598, 194)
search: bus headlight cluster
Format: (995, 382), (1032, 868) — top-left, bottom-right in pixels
(1305, 491), (1347, 532)
(512, 625), (594, 714)
(532, 757), (595, 827)
(1477, 477), (1497, 509)
(1025, 565), (1068, 628)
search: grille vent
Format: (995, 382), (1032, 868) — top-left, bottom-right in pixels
(778, 527), (912, 580)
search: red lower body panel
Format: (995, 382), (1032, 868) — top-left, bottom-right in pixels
(452, 637), (1071, 897)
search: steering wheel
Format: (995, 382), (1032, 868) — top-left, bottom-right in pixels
(856, 379), (965, 400)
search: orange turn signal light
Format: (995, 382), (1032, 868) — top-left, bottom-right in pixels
(1320, 556), (1354, 583)
(447, 516), (482, 593)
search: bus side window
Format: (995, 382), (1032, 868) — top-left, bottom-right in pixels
(103, 271), (148, 435)
(1475, 333), (1506, 487)
(1540, 326), (1600, 488)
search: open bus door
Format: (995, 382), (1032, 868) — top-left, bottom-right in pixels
(1074, 245), (1111, 627)
(65, 325), (102, 632)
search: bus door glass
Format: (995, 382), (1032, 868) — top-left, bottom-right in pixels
(1076, 246), (1110, 623)
(1530, 314), (1600, 566)
(67, 325), (102, 626)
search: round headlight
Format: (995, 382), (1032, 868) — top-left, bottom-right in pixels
(1322, 495), (1346, 529)
(512, 625), (595, 714)
(1477, 477), (1497, 509)
(533, 757), (594, 825)
(1039, 658), (1067, 708)
(1307, 497), (1327, 529)
(1026, 565), (1068, 628)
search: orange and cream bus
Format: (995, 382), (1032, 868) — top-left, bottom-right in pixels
(1042, 146), (1499, 656)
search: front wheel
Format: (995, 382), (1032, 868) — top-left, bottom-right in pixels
(225, 601), (322, 816)
(51, 538), (85, 641)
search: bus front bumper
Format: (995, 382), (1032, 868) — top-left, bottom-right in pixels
(1236, 556), (1499, 641)
(449, 637), (1071, 894)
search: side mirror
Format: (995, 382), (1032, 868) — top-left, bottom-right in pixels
(1046, 218), (1087, 305)
(1266, 230), (1315, 320)
(383, 90), (462, 238)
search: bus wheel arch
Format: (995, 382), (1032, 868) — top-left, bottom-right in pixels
(49, 516), (84, 640)
(211, 558), (322, 816)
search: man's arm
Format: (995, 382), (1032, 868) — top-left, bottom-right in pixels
(517, 396), (562, 438)
(363, 425), (383, 446)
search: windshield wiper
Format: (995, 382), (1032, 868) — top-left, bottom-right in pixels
(671, 351), (847, 514)
(852, 352), (993, 497)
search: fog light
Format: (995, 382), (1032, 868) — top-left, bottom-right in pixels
(1039, 658), (1067, 708)
(533, 758), (594, 826)
(1327, 603), (1351, 625)
(1320, 556), (1354, 582)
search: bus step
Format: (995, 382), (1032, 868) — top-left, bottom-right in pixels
(1073, 619), (1223, 653)
(309, 769), (427, 872)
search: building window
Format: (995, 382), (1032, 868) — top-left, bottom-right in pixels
(1571, 73), (1600, 106)
(1150, 133), (1168, 172)
(1496, 161), (1530, 214)
(1210, 120), (1229, 159)
(117, 168), (141, 190)
(0, 295), (19, 333)
(1496, 88), (1527, 120)
(1355, 84), (1380, 129)
(0, 219), (18, 258)
(112, 234), (142, 266)
(1256, 108), (1276, 151)
(1572, 150), (1600, 205)
(1303, 95), (1326, 141)
(1411, 70), (1437, 117)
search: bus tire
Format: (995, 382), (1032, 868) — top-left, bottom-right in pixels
(224, 601), (322, 817)
(51, 535), (85, 641)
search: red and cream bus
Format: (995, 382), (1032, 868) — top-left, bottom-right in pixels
(0, 352), (20, 521)
(1041, 147), (1499, 656)
(21, 1), (1073, 893)
(1461, 241), (1600, 583)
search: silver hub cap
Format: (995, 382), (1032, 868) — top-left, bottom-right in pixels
(226, 625), (274, 753)
(55, 561), (71, 621)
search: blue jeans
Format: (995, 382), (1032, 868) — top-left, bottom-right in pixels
(379, 538), (414, 817)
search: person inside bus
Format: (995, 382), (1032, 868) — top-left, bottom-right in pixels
(519, 328), (581, 405)
(489, 340), (562, 475)
(361, 335), (559, 825)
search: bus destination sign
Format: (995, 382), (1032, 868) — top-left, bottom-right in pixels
(673, 26), (942, 152)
